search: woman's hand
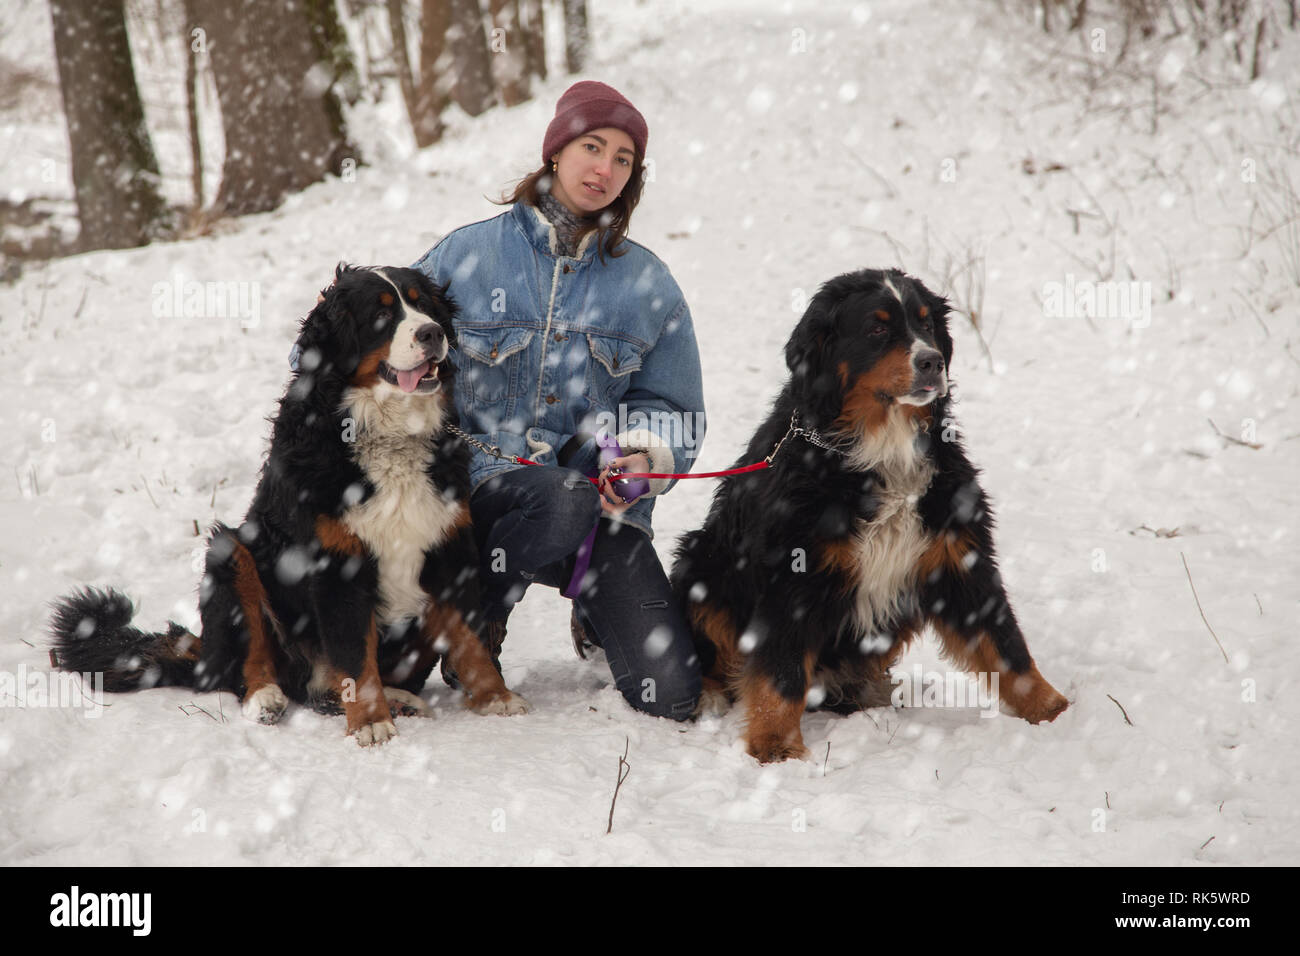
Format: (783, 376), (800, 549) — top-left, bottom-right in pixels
(596, 453), (651, 514)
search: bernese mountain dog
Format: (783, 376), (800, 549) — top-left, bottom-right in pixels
(671, 268), (1068, 763)
(49, 265), (528, 746)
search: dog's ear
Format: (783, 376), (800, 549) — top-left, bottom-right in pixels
(419, 271), (452, 305)
(785, 292), (831, 378)
(785, 290), (843, 429)
(294, 277), (362, 381)
(293, 299), (330, 376)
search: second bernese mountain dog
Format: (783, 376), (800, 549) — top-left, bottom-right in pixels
(671, 268), (1068, 762)
(49, 265), (528, 746)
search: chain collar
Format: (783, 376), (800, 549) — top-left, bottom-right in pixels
(764, 412), (846, 465)
(445, 422), (513, 462)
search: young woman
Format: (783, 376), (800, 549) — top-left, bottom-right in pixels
(413, 81), (706, 720)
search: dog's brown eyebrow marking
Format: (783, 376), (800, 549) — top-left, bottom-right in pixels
(407, 287), (419, 301)
(379, 291), (394, 306)
(874, 309), (890, 320)
(918, 305), (928, 318)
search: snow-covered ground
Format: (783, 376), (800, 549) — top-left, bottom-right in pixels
(2, 0), (1297, 865)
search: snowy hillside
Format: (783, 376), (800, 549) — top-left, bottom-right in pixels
(2, 0), (1298, 866)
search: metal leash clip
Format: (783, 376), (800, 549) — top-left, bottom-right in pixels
(765, 412), (845, 464)
(445, 423), (510, 462)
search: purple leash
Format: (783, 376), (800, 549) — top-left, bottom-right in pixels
(562, 434), (648, 598)
(563, 524), (600, 599)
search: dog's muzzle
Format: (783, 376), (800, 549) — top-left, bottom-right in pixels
(906, 348), (948, 404)
(382, 322), (448, 394)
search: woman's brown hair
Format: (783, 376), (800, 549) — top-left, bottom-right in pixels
(496, 154), (646, 262)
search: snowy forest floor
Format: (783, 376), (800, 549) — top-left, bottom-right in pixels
(2, 0), (1298, 865)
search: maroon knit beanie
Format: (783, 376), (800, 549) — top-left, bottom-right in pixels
(541, 81), (648, 165)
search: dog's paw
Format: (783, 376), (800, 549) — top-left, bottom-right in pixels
(469, 691), (531, 716)
(242, 684), (288, 725)
(308, 693), (344, 716)
(352, 720), (398, 747)
(384, 687), (431, 718)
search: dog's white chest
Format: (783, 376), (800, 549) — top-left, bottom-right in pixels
(341, 391), (459, 624)
(847, 466), (933, 634)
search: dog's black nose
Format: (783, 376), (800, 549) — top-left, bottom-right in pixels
(914, 349), (944, 373)
(415, 323), (444, 347)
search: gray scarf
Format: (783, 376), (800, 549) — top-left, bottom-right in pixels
(536, 191), (592, 257)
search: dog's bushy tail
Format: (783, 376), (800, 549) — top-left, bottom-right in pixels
(48, 587), (200, 691)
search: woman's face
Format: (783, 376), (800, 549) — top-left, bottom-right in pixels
(549, 127), (636, 216)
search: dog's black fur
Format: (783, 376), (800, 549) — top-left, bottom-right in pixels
(671, 268), (1068, 762)
(50, 265), (527, 745)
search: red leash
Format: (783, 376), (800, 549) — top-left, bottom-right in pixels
(447, 418), (826, 602)
(595, 413), (835, 483)
(598, 461), (771, 482)
(448, 413), (830, 487)
(505, 458), (770, 488)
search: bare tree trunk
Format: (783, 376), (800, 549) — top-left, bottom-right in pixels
(490, 0), (530, 106)
(563, 0), (589, 73)
(186, 28), (203, 211)
(49, 0), (168, 251)
(450, 0), (495, 116)
(388, 0), (422, 137)
(413, 0), (451, 146)
(522, 0), (546, 81)
(193, 0), (356, 217)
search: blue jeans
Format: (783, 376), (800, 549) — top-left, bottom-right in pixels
(470, 466), (701, 721)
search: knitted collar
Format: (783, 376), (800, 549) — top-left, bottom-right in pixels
(535, 191), (592, 258)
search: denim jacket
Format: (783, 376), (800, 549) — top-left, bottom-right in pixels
(412, 202), (706, 538)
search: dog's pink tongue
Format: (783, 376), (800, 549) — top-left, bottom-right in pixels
(395, 361), (431, 393)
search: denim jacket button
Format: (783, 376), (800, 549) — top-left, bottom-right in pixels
(489, 345), (499, 359)
(562, 264), (573, 274)
(546, 394), (559, 404)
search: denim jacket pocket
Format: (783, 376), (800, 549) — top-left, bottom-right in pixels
(585, 333), (644, 406)
(457, 327), (534, 405)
